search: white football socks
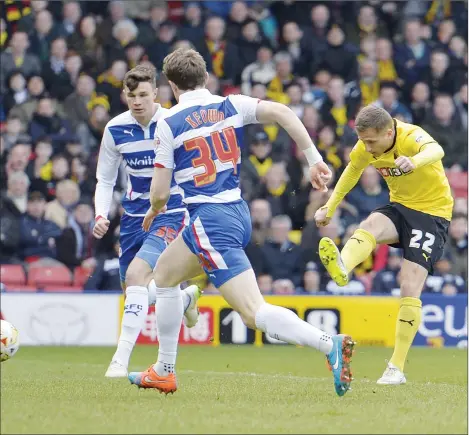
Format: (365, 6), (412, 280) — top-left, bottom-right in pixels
(113, 286), (149, 367)
(255, 303), (333, 354)
(148, 279), (190, 311)
(152, 285), (184, 376)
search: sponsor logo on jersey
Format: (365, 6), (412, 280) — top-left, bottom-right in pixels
(125, 155), (155, 169)
(377, 167), (412, 177)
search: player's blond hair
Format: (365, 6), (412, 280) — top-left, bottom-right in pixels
(355, 104), (393, 132)
(162, 48), (207, 91)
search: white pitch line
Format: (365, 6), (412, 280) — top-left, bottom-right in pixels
(9, 359), (466, 389)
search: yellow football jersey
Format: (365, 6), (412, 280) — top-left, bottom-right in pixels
(349, 119), (453, 220)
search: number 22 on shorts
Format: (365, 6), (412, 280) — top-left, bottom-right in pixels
(184, 126), (240, 187)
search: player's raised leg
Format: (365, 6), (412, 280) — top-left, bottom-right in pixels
(218, 268), (355, 396)
(128, 233), (204, 393)
(318, 212), (399, 286)
(377, 259), (427, 385)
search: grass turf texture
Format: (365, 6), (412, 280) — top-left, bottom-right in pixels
(1, 346), (467, 434)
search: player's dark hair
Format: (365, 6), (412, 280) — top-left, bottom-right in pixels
(123, 64), (157, 91)
(355, 104), (393, 132)
(162, 48), (207, 91)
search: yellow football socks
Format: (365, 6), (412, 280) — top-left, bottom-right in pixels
(341, 229), (377, 273)
(390, 297), (422, 371)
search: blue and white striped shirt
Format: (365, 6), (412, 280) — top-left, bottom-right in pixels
(154, 89), (259, 208)
(95, 105), (185, 218)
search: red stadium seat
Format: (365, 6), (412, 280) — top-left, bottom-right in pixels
(42, 285), (83, 292)
(27, 265), (72, 287)
(0, 264), (27, 287)
(446, 171), (468, 199)
(73, 267), (93, 288)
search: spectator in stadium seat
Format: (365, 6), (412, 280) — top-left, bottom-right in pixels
(262, 214), (305, 288)
(56, 201), (96, 269)
(96, 0), (126, 46)
(96, 60), (128, 116)
(245, 199), (271, 277)
(409, 81), (432, 125)
(237, 20), (270, 72)
(26, 137), (53, 184)
(286, 84), (305, 119)
(0, 31), (41, 93)
(257, 274), (273, 295)
(76, 101), (111, 154)
(448, 35), (467, 77)
(2, 115), (25, 151)
(421, 50), (459, 97)
(5, 142), (31, 181)
(424, 251), (466, 295)
(259, 162), (294, 217)
(316, 125), (343, 172)
(375, 38), (399, 85)
(453, 83), (468, 130)
(422, 94), (467, 170)
(346, 166), (389, 224)
(146, 21), (178, 70)
(446, 214), (468, 282)
(196, 16), (240, 84)
(29, 10), (60, 63)
(4, 170), (29, 214)
(3, 71), (29, 116)
(70, 156), (96, 199)
(57, 1), (82, 37)
(0, 187), (22, 263)
(346, 4), (389, 47)
(266, 52), (296, 104)
(358, 58), (380, 106)
(64, 74), (96, 130)
(8, 75), (50, 126)
(317, 25), (359, 83)
(240, 130), (273, 201)
(178, 2), (205, 44)
(302, 261), (322, 294)
(19, 191), (63, 265)
(68, 16), (105, 75)
(280, 21), (313, 78)
(375, 83), (413, 123)
(42, 37), (72, 101)
(45, 179), (80, 229)
(225, 1), (249, 41)
(434, 19), (456, 50)
(319, 76), (360, 138)
(241, 45), (276, 96)
(28, 97), (73, 147)
(124, 40), (145, 69)
(394, 18), (431, 87)
(84, 226), (121, 291)
(304, 4), (331, 56)
(372, 247), (402, 294)
(272, 279), (296, 295)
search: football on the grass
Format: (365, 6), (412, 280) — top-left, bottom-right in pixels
(1, 320), (20, 362)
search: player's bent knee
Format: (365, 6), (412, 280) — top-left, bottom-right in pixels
(126, 260), (153, 287)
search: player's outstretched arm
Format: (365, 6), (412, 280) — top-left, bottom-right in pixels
(93, 127), (121, 239)
(396, 142), (445, 173)
(255, 100), (331, 191)
(314, 162), (366, 226)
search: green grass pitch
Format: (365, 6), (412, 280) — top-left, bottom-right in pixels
(1, 345), (467, 434)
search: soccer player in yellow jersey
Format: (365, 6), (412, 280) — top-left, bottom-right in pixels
(314, 104), (454, 385)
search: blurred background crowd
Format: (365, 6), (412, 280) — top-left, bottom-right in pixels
(0, 0), (467, 296)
